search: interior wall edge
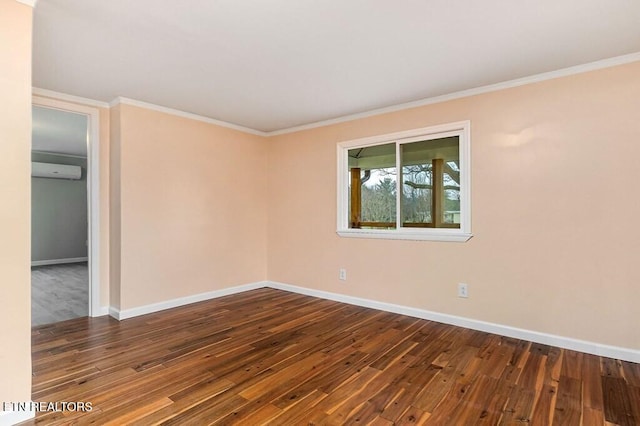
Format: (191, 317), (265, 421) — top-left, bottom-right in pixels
(266, 53), (640, 136)
(31, 257), (88, 267)
(100, 278), (639, 363)
(0, 405), (35, 426)
(110, 97), (267, 137)
(266, 281), (640, 364)
(108, 281), (269, 320)
(32, 53), (640, 139)
(32, 87), (109, 109)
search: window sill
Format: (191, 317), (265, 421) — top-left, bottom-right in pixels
(337, 229), (473, 242)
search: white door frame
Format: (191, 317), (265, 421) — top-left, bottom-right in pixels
(32, 95), (101, 316)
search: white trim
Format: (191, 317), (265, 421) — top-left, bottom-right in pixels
(109, 97), (268, 137)
(96, 306), (109, 316)
(0, 404), (35, 426)
(267, 281), (640, 363)
(32, 88), (109, 109)
(15, 0), (37, 7)
(268, 52), (640, 136)
(31, 257), (88, 267)
(102, 279), (640, 362)
(336, 229), (472, 242)
(32, 96), (102, 318)
(108, 307), (120, 320)
(337, 121), (471, 242)
(109, 281), (268, 320)
(33, 53), (640, 137)
(32, 150), (87, 159)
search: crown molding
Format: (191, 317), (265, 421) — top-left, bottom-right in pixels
(109, 97), (268, 137)
(15, 0), (37, 7)
(268, 52), (640, 136)
(32, 88), (110, 108)
(33, 52), (640, 137)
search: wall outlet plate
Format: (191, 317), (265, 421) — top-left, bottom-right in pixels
(339, 268), (347, 281)
(458, 283), (468, 298)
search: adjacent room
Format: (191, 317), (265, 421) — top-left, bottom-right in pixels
(1, 1), (639, 425)
(31, 105), (90, 326)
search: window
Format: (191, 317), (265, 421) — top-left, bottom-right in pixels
(337, 121), (471, 242)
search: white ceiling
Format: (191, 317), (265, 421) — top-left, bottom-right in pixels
(32, 106), (88, 157)
(32, 1), (640, 133)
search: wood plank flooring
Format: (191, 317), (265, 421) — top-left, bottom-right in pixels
(22, 288), (639, 425)
(31, 262), (88, 326)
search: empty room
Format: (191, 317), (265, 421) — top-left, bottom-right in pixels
(1, 1), (639, 425)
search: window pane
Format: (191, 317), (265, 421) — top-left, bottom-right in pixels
(348, 143), (396, 229)
(361, 168), (396, 227)
(401, 161), (432, 224)
(400, 137), (460, 228)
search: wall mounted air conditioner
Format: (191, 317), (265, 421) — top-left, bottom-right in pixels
(32, 162), (82, 180)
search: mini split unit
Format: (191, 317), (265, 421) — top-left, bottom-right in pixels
(32, 162), (82, 180)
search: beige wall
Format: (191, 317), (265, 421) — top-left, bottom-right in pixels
(112, 105), (268, 309)
(267, 61), (640, 351)
(23, 33), (639, 369)
(0, 0), (33, 404)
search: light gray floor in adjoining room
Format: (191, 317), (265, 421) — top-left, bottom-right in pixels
(31, 262), (88, 326)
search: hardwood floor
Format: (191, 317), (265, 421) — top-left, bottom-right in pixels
(31, 262), (88, 326)
(23, 288), (639, 425)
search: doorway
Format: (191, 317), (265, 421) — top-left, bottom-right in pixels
(31, 97), (101, 324)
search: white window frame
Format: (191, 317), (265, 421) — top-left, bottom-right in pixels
(337, 120), (472, 242)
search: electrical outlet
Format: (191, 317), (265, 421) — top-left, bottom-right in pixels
(339, 268), (347, 281)
(458, 283), (468, 298)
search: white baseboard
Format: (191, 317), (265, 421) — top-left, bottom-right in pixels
(0, 404), (35, 426)
(31, 257), (88, 267)
(92, 306), (109, 317)
(267, 281), (640, 364)
(102, 279), (639, 363)
(109, 281), (268, 320)
(108, 306), (120, 320)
